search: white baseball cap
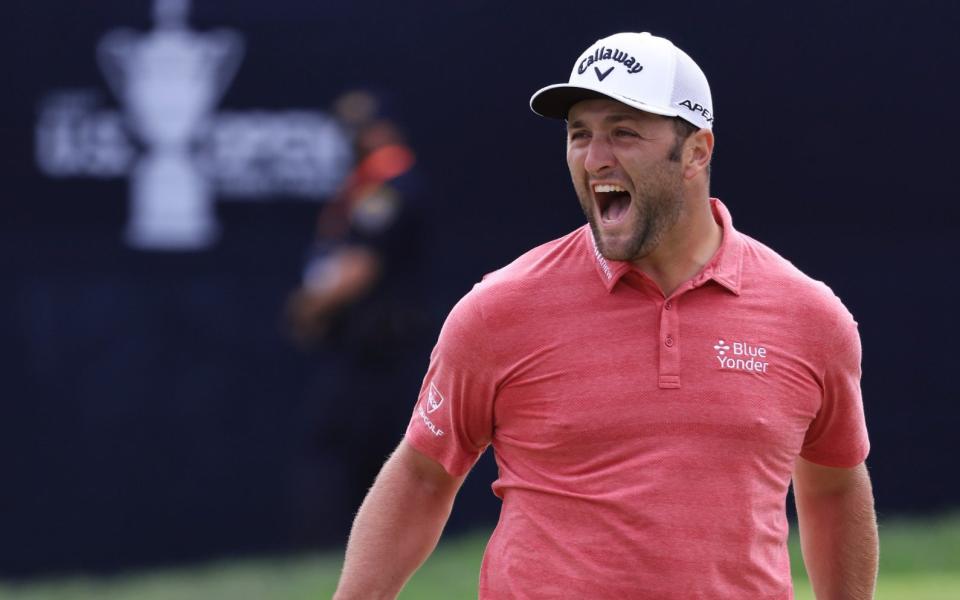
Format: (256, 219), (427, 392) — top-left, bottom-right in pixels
(530, 32), (714, 130)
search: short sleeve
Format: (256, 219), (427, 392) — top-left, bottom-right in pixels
(404, 288), (496, 476)
(800, 318), (870, 467)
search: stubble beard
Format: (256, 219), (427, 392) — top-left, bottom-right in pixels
(579, 163), (685, 263)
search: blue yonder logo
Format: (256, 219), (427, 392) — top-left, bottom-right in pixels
(578, 46), (644, 75)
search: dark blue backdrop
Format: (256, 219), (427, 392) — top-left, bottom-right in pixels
(2, 0), (957, 576)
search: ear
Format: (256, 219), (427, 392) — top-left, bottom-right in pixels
(684, 129), (714, 180)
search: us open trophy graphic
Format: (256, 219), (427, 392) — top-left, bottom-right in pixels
(98, 0), (243, 250)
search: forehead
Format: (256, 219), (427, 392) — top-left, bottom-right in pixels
(566, 98), (662, 127)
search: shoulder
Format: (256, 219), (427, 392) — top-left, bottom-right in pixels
(434, 228), (590, 359)
(464, 226), (594, 316)
(738, 232), (856, 333)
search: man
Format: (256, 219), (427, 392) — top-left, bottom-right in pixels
(334, 32), (878, 599)
(286, 100), (429, 516)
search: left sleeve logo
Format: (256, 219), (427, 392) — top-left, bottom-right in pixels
(417, 382), (446, 437)
(426, 382), (445, 413)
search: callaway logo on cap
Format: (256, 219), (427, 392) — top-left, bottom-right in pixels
(530, 32), (714, 130)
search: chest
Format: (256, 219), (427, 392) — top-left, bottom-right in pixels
(491, 290), (823, 465)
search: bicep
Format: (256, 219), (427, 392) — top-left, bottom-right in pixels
(385, 439), (468, 500)
(793, 456), (872, 498)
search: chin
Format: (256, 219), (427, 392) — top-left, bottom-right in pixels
(587, 214), (649, 262)
(596, 238), (635, 262)
(597, 230), (656, 263)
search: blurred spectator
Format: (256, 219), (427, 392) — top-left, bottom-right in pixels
(285, 91), (429, 511)
(287, 93), (422, 355)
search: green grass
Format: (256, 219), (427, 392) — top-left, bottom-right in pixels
(1, 513), (958, 599)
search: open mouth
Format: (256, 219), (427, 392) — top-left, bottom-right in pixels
(593, 184), (631, 224)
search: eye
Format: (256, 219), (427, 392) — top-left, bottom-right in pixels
(568, 129), (590, 141)
(613, 128), (640, 138)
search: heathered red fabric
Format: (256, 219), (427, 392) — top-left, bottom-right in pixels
(405, 199), (869, 599)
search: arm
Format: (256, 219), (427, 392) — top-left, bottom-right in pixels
(286, 246), (381, 343)
(792, 457), (878, 599)
(302, 245), (382, 311)
(333, 439), (467, 600)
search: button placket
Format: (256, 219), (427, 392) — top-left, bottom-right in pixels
(658, 298), (681, 388)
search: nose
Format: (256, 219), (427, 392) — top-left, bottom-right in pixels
(583, 136), (615, 175)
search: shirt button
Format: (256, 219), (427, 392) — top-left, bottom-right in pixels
(664, 301), (673, 310)
(665, 335), (674, 347)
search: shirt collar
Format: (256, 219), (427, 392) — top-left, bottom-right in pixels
(586, 197), (743, 296)
(700, 198), (743, 295)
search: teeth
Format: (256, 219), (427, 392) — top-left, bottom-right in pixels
(593, 184), (627, 193)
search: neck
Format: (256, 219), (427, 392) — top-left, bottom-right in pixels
(632, 195), (722, 297)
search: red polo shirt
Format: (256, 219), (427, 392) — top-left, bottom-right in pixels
(405, 199), (869, 599)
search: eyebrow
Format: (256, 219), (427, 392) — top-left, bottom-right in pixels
(566, 114), (643, 130)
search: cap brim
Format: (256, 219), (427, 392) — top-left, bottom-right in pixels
(529, 83), (680, 120)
